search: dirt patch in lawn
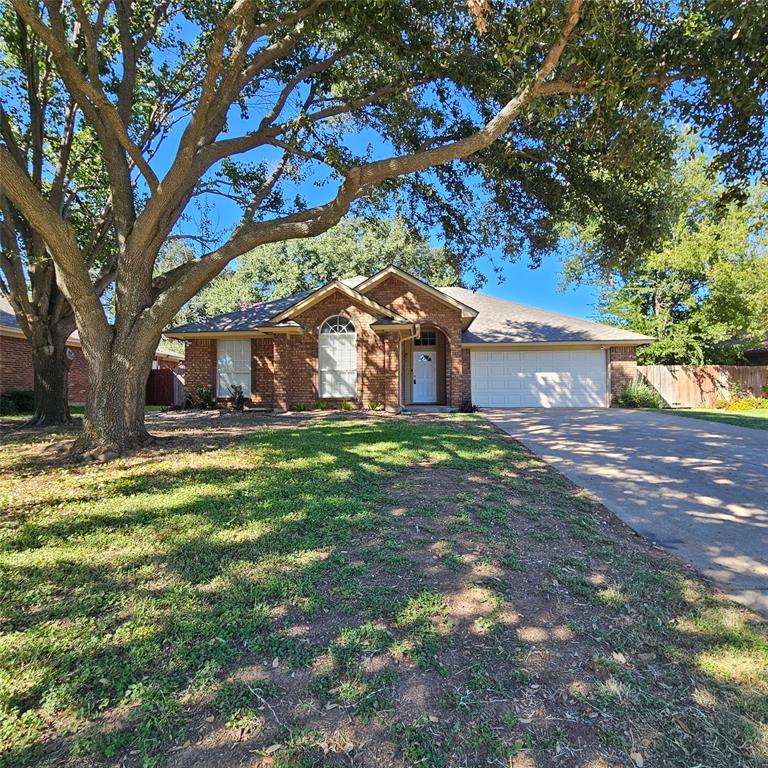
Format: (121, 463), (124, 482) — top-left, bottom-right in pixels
(1, 415), (766, 768)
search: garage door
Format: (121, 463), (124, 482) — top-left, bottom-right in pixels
(470, 349), (607, 408)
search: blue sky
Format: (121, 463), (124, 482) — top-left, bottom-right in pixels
(472, 252), (598, 319)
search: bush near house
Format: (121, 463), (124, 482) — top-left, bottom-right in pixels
(615, 379), (664, 409)
(0, 389), (34, 415)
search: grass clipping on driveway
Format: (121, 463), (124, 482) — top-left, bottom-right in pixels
(1, 415), (766, 768)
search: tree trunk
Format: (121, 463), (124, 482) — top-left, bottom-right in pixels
(26, 337), (73, 427)
(74, 342), (154, 457)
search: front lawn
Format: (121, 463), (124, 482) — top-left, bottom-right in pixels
(664, 407), (768, 430)
(1, 415), (766, 768)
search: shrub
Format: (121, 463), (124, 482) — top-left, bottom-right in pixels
(368, 400), (383, 411)
(187, 386), (216, 409)
(616, 379), (663, 409)
(340, 401), (354, 411)
(228, 383), (245, 411)
(291, 403), (309, 412)
(0, 389), (34, 415)
(315, 400), (328, 410)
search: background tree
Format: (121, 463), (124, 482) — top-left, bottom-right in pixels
(562, 141), (768, 364)
(0, 12), (115, 425)
(176, 217), (461, 323)
(1, 0), (768, 453)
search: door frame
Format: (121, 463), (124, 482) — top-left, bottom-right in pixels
(401, 325), (447, 405)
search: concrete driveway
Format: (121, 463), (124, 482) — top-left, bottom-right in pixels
(483, 408), (768, 615)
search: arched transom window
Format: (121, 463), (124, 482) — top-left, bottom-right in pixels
(319, 315), (357, 398)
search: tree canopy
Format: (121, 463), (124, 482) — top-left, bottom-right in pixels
(2, 0), (768, 450)
(173, 217), (462, 323)
(562, 140), (768, 364)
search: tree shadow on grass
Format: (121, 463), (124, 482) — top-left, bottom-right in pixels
(1, 418), (766, 768)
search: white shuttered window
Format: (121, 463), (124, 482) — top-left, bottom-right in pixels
(217, 339), (251, 397)
(318, 316), (357, 398)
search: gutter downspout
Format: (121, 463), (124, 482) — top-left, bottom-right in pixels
(398, 323), (420, 411)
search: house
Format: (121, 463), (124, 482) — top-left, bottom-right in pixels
(166, 266), (652, 410)
(0, 296), (184, 404)
(744, 340), (768, 366)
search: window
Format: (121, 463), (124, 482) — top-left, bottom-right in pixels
(319, 315), (357, 398)
(414, 329), (437, 346)
(217, 339), (251, 397)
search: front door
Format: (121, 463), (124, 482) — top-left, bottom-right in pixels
(413, 350), (437, 403)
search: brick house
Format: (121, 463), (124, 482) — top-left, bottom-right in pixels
(0, 297), (184, 404)
(167, 266), (652, 410)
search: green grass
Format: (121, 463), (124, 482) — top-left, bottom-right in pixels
(664, 407), (768, 430)
(0, 415), (766, 767)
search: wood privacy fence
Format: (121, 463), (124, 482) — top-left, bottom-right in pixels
(637, 365), (768, 407)
(145, 368), (186, 406)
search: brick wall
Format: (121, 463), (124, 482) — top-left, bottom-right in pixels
(251, 338), (274, 407)
(282, 294), (399, 410)
(68, 347), (88, 402)
(0, 334), (33, 392)
(366, 275), (466, 407)
(0, 333), (88, 403)
(180, 278), (468, 411)
(609, 346), (637, 404)
(185, 338), (217, 396)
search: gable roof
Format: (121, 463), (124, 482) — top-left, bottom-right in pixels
(356, 265), (478, 323)
(438, 287), (653, 345)
(270, 279), (409, 324)
(164, 272), (651, 346)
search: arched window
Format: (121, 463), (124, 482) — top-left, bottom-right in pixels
(318, 315), (357, 398)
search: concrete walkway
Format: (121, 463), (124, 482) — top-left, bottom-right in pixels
(483, 408), (768, 616)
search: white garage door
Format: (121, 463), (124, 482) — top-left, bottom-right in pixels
(471, 349), (607, 408)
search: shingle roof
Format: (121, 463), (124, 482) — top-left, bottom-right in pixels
(437, 287), (653, 344)
(163, 276), (651, 346)
(166, 291), (313, 334)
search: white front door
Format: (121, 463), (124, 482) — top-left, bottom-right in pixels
(413, 350), (437, 403)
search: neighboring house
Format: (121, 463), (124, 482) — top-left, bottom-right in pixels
(744, 340), (768, 366)
(0, 297), (184, 404)
(166, 266), (652, 410)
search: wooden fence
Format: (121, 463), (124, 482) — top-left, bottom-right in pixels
(637, 365), (768, 407)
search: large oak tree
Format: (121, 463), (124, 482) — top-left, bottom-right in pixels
(1, 0), (767, 452)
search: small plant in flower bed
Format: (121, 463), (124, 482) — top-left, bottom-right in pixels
(227, 383), (245, 411)
(616, 379), (663, 409)
(315, 400), (329, 410)
(368, 400), (383, 411)
(187, 386), (216, 409)
(291, 402), (309, 412)
(340, 400), (354, 410)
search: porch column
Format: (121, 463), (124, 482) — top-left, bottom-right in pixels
(384, 334), (400, 410)
(272, 335), (290, 411)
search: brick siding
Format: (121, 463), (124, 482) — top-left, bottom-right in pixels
(183, 277), (469, 411)
(184, 338), (217, 396)
(609, 346), (637, 404)
(0, 333), (88, 403)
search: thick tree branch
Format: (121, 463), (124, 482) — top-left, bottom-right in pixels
(141, 0), (584, 331)
(0, 145), (111, 347)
